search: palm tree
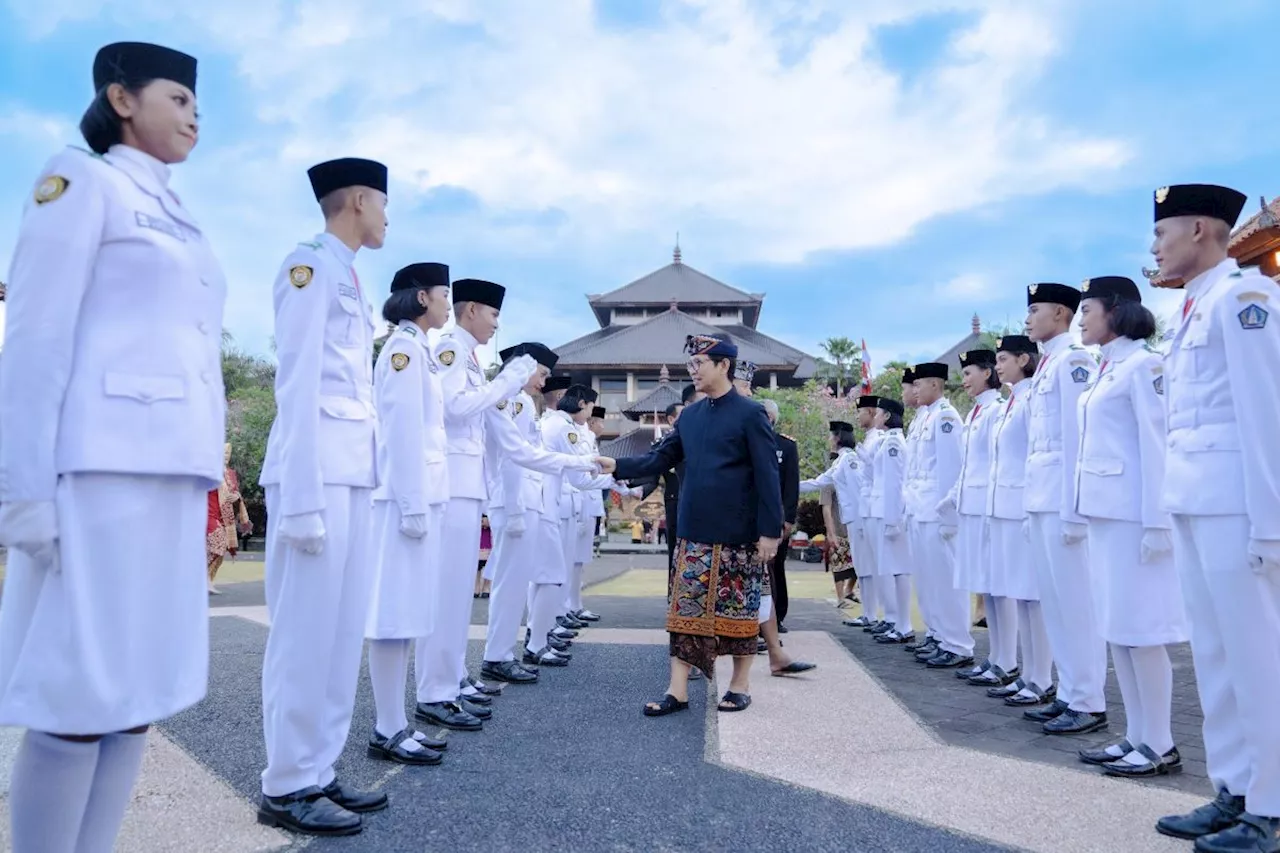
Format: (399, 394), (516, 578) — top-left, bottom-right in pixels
(819, 336), (860, 397)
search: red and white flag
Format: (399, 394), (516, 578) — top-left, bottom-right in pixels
(860, 339), (872, 395)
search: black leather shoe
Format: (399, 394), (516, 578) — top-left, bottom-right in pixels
(1079, 738), (1133, 766)
(557, 615), (586, 630)
(409, 729), (447, 751)
(926, 651), (975, 669)
(1156, 790), (1247, 840)
(777, 623), (789, 634)
(862, 620), (882, 633)
(258, 787), (362, 836)
(415, 701), (483, 731)
(458, 689), (492, 706)
(464, 675), (503, 696)
(956, 658), (990, 680)
(875, 630), (914, 644)
(988, 677), (1026, 699)
(1023, 698), (1069, 722)
(968, 664), (1018, 687)
(870, 621), (894, 636)
(842, 615), (870, 629)
(575, 609), (602, 622)
(321, 780), (388, 814)
(460, 698), (491, 720)
(1193, 813), (1280, 852)
(914, 644), (941, 660)
(547, 635), (572, 652)
(1043, 709), (1107, 735)
(1103, 744), (1182, 778)
(524, 647), (570, 667)
(367, 729), (443, 766)
(905, 637), (935, 652)
(482, 659), (539, 684)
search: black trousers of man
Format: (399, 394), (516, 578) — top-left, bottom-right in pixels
(770, 546), (789, 626)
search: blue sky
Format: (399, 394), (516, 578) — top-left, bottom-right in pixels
(1, 0), (1277, 370)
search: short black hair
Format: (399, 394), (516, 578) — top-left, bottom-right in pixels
(1105, 299), (1158, 342)
(558, 394), (586, 414)
(983, 366), (1001, 390)
(381, 288), (428, 324)
(664, 403), (681, 419)
(835, 428), (856, 450)
(711, 356), (736, 381)
(80, 82), (151, 155)
(885, 413), (904, 429)
(680, 384), (696, 404)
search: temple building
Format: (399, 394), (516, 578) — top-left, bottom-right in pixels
(554, 245), (817, 438)
(1147, 194), (1280, 287)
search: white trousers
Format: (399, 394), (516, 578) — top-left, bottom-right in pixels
(1027, 511), (1106, 713)
(917, 521), (973, 656)
(261, 485), (373, 797)
(414, 497), (482, 705)
(1173, 514), (1280, 815)
(483, 508), (538, 663)
(907, 518), (936, 638)
(1016, 599), (1054, 692)
(564, 560), (584, 614)
(527, 583), (562, 654)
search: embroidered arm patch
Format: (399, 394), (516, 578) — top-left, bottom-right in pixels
(34, 175), (69, 204)
(1153, 375), (1164, 395)
(1238, 303), (1268, 330)
(390, 352), (410, 372)
(889, 447), (899, 457)
(940, 421), (955, 434)
(289, 265), (313, 288)
(1070, 366), (1090, 383)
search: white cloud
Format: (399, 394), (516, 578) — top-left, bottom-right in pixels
(4, 0), (1133, 354)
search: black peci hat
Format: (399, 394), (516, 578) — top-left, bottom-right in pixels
(543, 376), (572, 393)
(307, 157), (388, 201)
(93, 41), (197, 92)
(1080, 275), (1142, 304)
(913, 362), (949, 381)
(452, 278), (505, 310)
(1026, 282), (1081, 312)
(498, 342), (558, 370)
(995, 334), (1037, 355)
(877, 398), (905, 417)
(857, 395), (880, 409)
(959, 349), (997, 368)
(829, 420), (854, 433)
(391, 262), (449, 293)
(1153, 184), (1248, 227)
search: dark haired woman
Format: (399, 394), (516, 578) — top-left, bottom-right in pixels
(0, 42), (226, 852)
(868, 399), (915, 642)
(986, 336), (1056, 708)
(801, 422), (864, 618)
(364, 263), (453, 767)
(1074, 276), (1186, 777)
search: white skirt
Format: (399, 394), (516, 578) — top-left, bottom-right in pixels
(954, 514), (990, 594)
(988, 517), (1039, 601)
(872, 518), (912, 577)
(365, 501), (445, 639)
(1087, 518), (1187, 647)
(0, 473), (209, 733)
(532, 516), (570, 585)
(854, 520), (884, 577)
(574, 513), (594, 565)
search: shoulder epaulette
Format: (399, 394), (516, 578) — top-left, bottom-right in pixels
(68, 145), (104, 160)
(299, 240), (322, 250)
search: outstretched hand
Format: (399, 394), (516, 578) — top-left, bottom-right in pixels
(595, 456), (617, 474)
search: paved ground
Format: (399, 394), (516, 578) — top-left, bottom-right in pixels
(0, 553), (1215, 852)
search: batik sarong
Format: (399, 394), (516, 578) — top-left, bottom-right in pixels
(668, 538), (764, 673)
(829, 535), (855, 582)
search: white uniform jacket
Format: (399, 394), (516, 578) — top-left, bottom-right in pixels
(436, 330), (592, 503)
(856, 428), (884, 521)
(1162, 259), (1280, 539)
(371, 321), (448, 514)
(1024, 332), (1096, 523)
(903, 409), (928, 517)
(259, 232), (376, 516)
(0, 145), (227, 503)
(1074, 337), (1169, 527)
(947, 389), (1003, 517)
(582, 432), (615, 520)
(987, 378), (1033, 521)
(540, 412), (613, 520)
(800, 447), (862, 527)
(488, 391), (546, 516)
(909, 399), (963, 523)
(869, 430), (907, 524)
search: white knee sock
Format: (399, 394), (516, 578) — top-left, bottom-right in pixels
(860, 576), (879, 621)
(10, 730), (100, 853)
(1130, 644), (1175, 755)
(74, 731), (147, 853)
(895, 575), (914, 635)
(528, 584), (562, 653)
(1018, 600), (1054, 691)
(568, 562), (585, 612)
(988, 596), (1019, 672)
(369, 639), (412, 738)
(879, 576), (900, 626)
(1110, 644), (1143, 748)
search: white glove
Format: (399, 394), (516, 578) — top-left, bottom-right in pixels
(511, 354), (537, 382)
(939, 524), (958, 541)
(1061, 521), (1088, 546)
(935, 496), (956, 516)
(1248, 539), (1280, 576)
(506, 513), (526, 538)
(1022, 517), (1031, 542)
(399, 512), (428, 539)
(630, 487), (643, 498)
(278, 511), (326, 555)
(0, 500), (59, 568)
(1139, 528), (1172, 563)
(884, 523), (902, 540)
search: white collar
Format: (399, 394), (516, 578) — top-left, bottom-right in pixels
(107, 143), (171, 187)
(1041, 331), (1074, 357)
(1185, 257), (1239, 300)
(317, 232), (356, 268)
(1100, 336), (1144, 363)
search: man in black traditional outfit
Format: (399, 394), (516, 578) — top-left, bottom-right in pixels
(613, 334), (783, 715)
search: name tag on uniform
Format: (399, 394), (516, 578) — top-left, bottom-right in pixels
(338, 284), (358, 299)
(134, 211), (187, 242)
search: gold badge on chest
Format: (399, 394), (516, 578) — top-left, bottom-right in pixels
(514, 401), (524, 415)
(568, 432), (579, 444)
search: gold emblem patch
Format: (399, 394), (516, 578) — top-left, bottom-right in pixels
(289, 265), (313, 288)
(1028, 284), (1039, 296)
(1081, 279), (1091, 292)
(514, 401), (524, 415)
(439, 350), (455, 366)
(391, 352), (410, 371)
(995, 337), (1003, 348)
(1155, 186), (1170, 204)
(568, 432), (579, 444)
(497, 399), (508, 410)
(34, 175), (69, 205)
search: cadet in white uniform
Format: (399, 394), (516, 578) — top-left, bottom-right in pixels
(868, 399), (915, 644)
(0, 42), (224, 853)
(800, 423), (863, 588)
(985, 336), (1056, 708)
(1021, 282), (1108, 736)
(364, 263), (454, 768)
(1149, 185), (1280, 852)
(854, 396), (886, 630)
(901, 369), (941, 655)
(480, 342), (563, 684)
(563, 396), (615, 623)
(257, 157), (389, 835)
(1072, 275), (1187, 778)
(909, 362), (973, 668)
(942, 350), (1009, 684)
(418, 283), (599, 728)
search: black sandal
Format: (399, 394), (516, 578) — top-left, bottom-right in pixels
(717, 691), (751, 712)
(643, 694), (689, 717)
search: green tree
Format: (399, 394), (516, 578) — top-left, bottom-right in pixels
(755, 387), (830, 480)
(818, 336), (860, 398)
